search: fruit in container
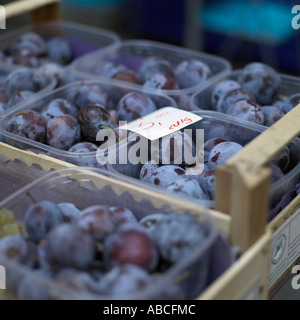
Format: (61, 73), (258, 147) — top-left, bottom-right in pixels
(103, 222), (159, 272)
(6, 110), (47, 143)
(174, 59), (212, 89)
(238, 62), (281, 105)
(135, 129), (292, 203)
(166, 178), (210, 200)
(93, 55), (213, 95)
(46, 114), (81, 150)
(210, 79), (241, 109)
(0, 66), (56, 115)
(208, 62), (300, 126)
(4, 82), (172, 167)
(226, 100), (264, 125)
(0, 198), (223, 300)
(4, 32), (72, 68)
(41, 98), (78, 122)
(148, 165), (186, 188)
(116, 91), (157, 122)
(216, 88), (255, 114)
(77, 104), (113, 142)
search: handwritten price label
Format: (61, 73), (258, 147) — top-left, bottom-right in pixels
(118, 107), (203, 140)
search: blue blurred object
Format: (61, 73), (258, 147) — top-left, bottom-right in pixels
(125, 0), (185, 45)
(62, 0), (300, 74)
(199, 1), (300, 74)
(199, 0), (296, 45)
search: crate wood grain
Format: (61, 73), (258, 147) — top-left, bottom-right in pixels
(199, 159), (271, 300)
(0, 142), (76, 172)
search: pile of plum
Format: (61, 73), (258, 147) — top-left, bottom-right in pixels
(4, 83), (167, 166)
(209, 62), (300, 127)
(95, 56), (212, 91)
(91, 55), (212, 110)
(138, 132), (290, 203)
(0, 201), (220, 299)
(0, 31), (73, 69)
(0, 31), (88, 116)
(0, 67), (55, 115)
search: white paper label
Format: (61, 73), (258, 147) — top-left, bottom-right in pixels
(269, 208), (300, 289)
(118, 107), (203, 141)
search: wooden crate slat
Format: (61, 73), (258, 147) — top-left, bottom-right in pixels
(0, 0), (275, 300)
(4, 0), (60, 19)
(229, 159), (270, 253)
(214, 104), (300, 298)
(0, 142), (75, 172)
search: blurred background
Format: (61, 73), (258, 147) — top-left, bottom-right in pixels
(4, 0), (300, 75)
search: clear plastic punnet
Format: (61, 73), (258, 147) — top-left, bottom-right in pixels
(189, 70), (300, 219)
(0, 64), (57, 118)
(0, 20), (121, 68)
(107, 110), (300, 217)
(71, 39), (232, 110)
(0, 167), (223, 300)
(0, 78), (178, 168)
(190, 70), (300, 125)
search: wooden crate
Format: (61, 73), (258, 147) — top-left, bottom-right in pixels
(0, 148), (272, 300)
(0, 0), (272, 300)
(214, 103), (300, 298)
(0, 141), (75, 171)
(198, 158), (271, 300)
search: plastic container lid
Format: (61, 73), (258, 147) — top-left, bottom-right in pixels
(0, 64), (57, 118)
